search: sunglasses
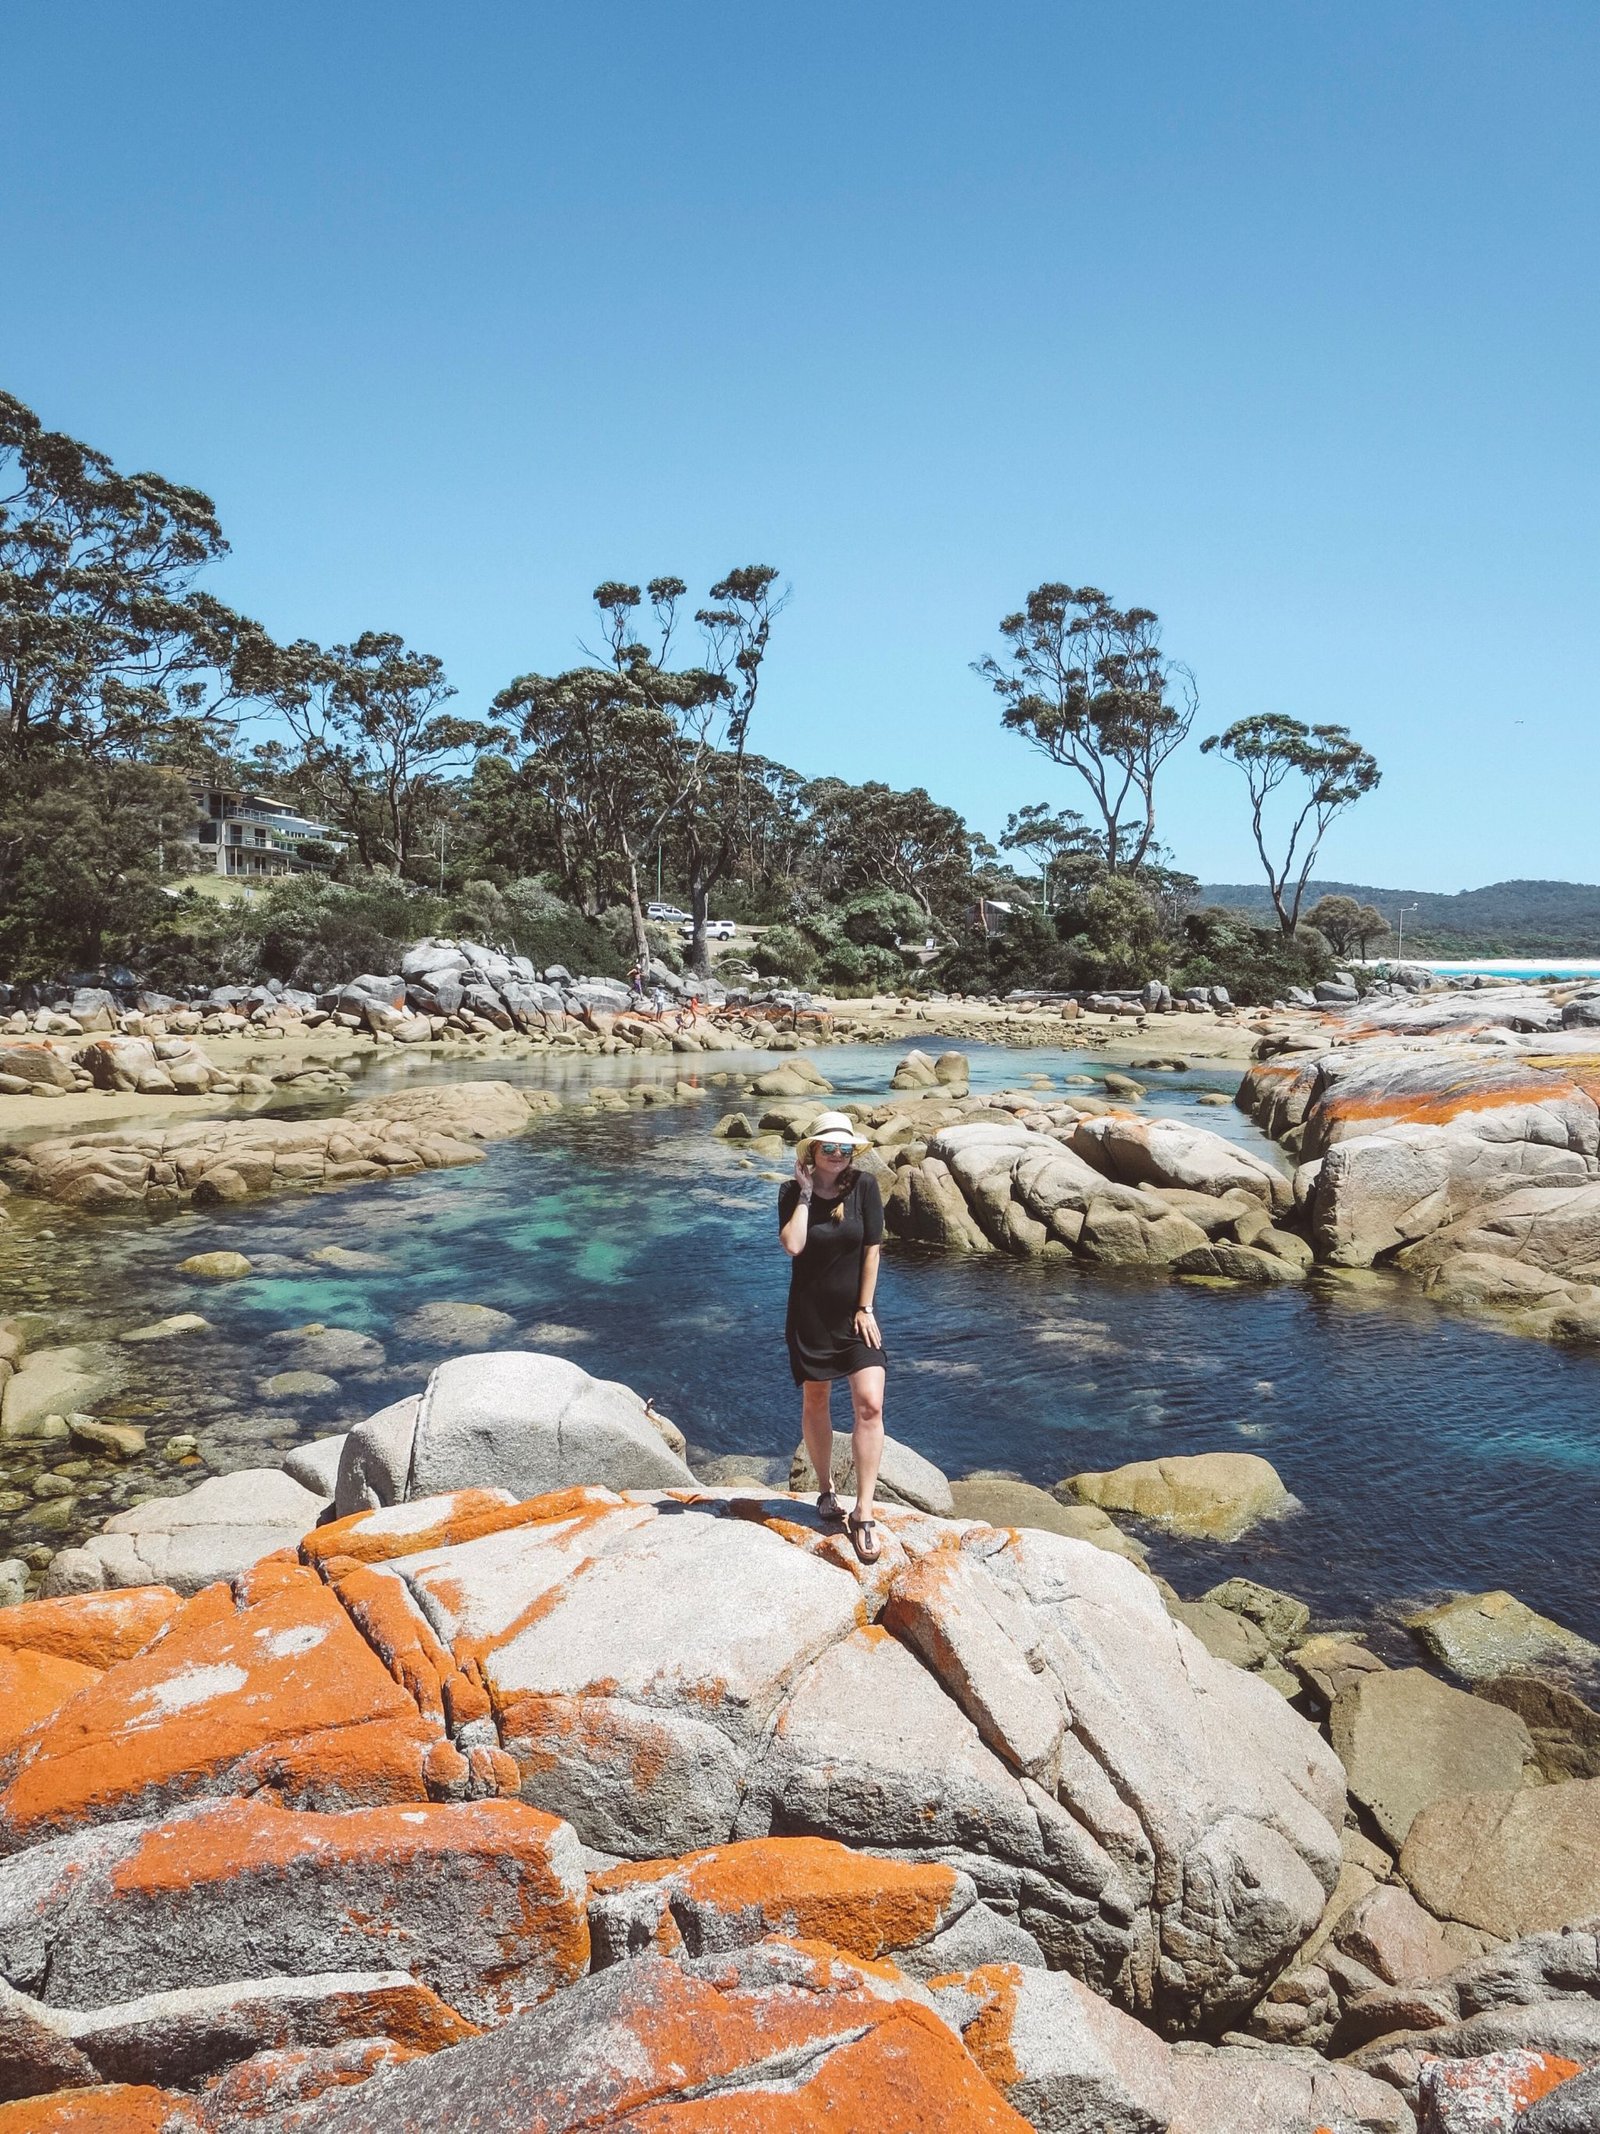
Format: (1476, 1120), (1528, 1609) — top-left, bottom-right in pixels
(813, 1141), (854, 1157)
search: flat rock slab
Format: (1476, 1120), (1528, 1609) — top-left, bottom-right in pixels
(278, 1942), (1031, 2134)
(0, 1559), (432, 1850)
(1400, 1776), (1600, 1938)
(0, 1795), (587, 2026)
(488, 1511), (865, 1855)
(45, 1469), (327, 1598)
(4, 1081), (543, 1212)
(1331, 1667), (1536, 1849)
(1407, 1590), (1600, 1683)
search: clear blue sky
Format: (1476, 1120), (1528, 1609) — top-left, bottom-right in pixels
(3, 4), (1595, 891)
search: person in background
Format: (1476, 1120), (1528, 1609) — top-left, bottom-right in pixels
(776, 1111), (887, 1563)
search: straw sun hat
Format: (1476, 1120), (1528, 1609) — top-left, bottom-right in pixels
(797, 1110), (872, 1162)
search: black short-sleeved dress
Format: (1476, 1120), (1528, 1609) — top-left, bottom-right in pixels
(778, 1170), (888, 1386)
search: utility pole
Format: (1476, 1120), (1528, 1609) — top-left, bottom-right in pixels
(1395, 903), (1418, 958)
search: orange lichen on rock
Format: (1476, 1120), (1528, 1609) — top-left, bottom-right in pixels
(1325, 1074), (1583, 1131)
(293, 1942), (1028, 2134)
(591, 1838), (963, 1964)
(0, 1649), (102, 1765)
(0, 1587), (181, 1672)
(0, 2090), (194, 2133)
(1420, 2049), (1582, 2121)
(319, 1561), (454, 1724)
(189, 2041), (421, 2127)
(0, 1563), (433, 1849)
(930, 1962), (1025, 2091)
(604, 2010), (1033, 2132)
(301, 1486), (628, 1570)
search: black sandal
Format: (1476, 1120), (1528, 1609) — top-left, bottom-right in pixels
(816, 1489), (847, 1524)
(846, 1511), (882, 1565)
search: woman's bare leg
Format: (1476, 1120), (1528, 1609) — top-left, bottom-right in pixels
(846, 1366), (886, 1520)
(801, 1379), (836, 1500)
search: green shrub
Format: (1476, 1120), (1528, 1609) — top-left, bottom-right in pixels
(751, 924), (820, 986)
(937, 905), (1072, 995)
(1174, 908), (1335, 1004)
(135, 872), (626, 991)
(1054, 875), (1169, 989)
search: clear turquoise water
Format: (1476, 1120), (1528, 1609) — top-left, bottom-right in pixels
(6, 1043), (1599, 1648)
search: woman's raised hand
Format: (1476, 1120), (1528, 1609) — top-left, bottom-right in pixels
(794, 1155), (815, 1200)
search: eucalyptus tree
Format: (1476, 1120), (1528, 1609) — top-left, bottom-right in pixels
(1201, 716), (1381, 936)
(998, 803), (1104, 912)
(1307, 893), (1392, 960)
(0, 388), (273, 755)
(801, 777), (975, 929)
(672, 566), (787, 973)
(268, 633), (505, 879)
(976, 584), (1196, 873)
(494, 576), (731, 962)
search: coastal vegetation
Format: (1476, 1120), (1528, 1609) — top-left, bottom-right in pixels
(9, 384), (1594, 1008)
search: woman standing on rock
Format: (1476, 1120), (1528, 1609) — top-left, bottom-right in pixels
(777, 1110), (887, 1563)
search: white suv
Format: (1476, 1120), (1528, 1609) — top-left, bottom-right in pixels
(682, 919), (736, 940)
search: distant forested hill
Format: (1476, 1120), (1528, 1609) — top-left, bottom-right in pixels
(1195, 879), (1600, 956)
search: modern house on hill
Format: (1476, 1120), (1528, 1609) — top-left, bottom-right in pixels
(183, 780), (344, 879)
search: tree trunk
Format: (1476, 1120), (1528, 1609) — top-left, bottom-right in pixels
(687, 870), (711, 978)
(621, 834), (652, 966)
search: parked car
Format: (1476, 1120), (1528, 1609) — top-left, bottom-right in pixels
(647, 902), (690, 922)
(681, 919), (736, 941)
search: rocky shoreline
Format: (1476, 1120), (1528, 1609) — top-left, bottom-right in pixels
(0, 1346), (1595, 2130)
(712, 987), (1600, 1349)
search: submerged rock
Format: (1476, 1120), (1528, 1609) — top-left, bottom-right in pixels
(1, 1345), (124, 1440)
(394, 1302), (518, 1350)
(1062, 1451), (1292, 1542)
(1407, 1590), (1600, 1684)
(178, 1252), (253, 1280)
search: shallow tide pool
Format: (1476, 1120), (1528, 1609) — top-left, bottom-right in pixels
(5, 1042), (1598, 1646)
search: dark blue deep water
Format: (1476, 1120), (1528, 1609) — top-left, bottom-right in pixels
(6, 1043), (1598, 1647)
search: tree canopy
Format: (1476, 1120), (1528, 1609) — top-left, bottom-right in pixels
(0, 388), (274, 754)
(976, 584), (1196, 873)
(1200, 715), (1381, 936)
